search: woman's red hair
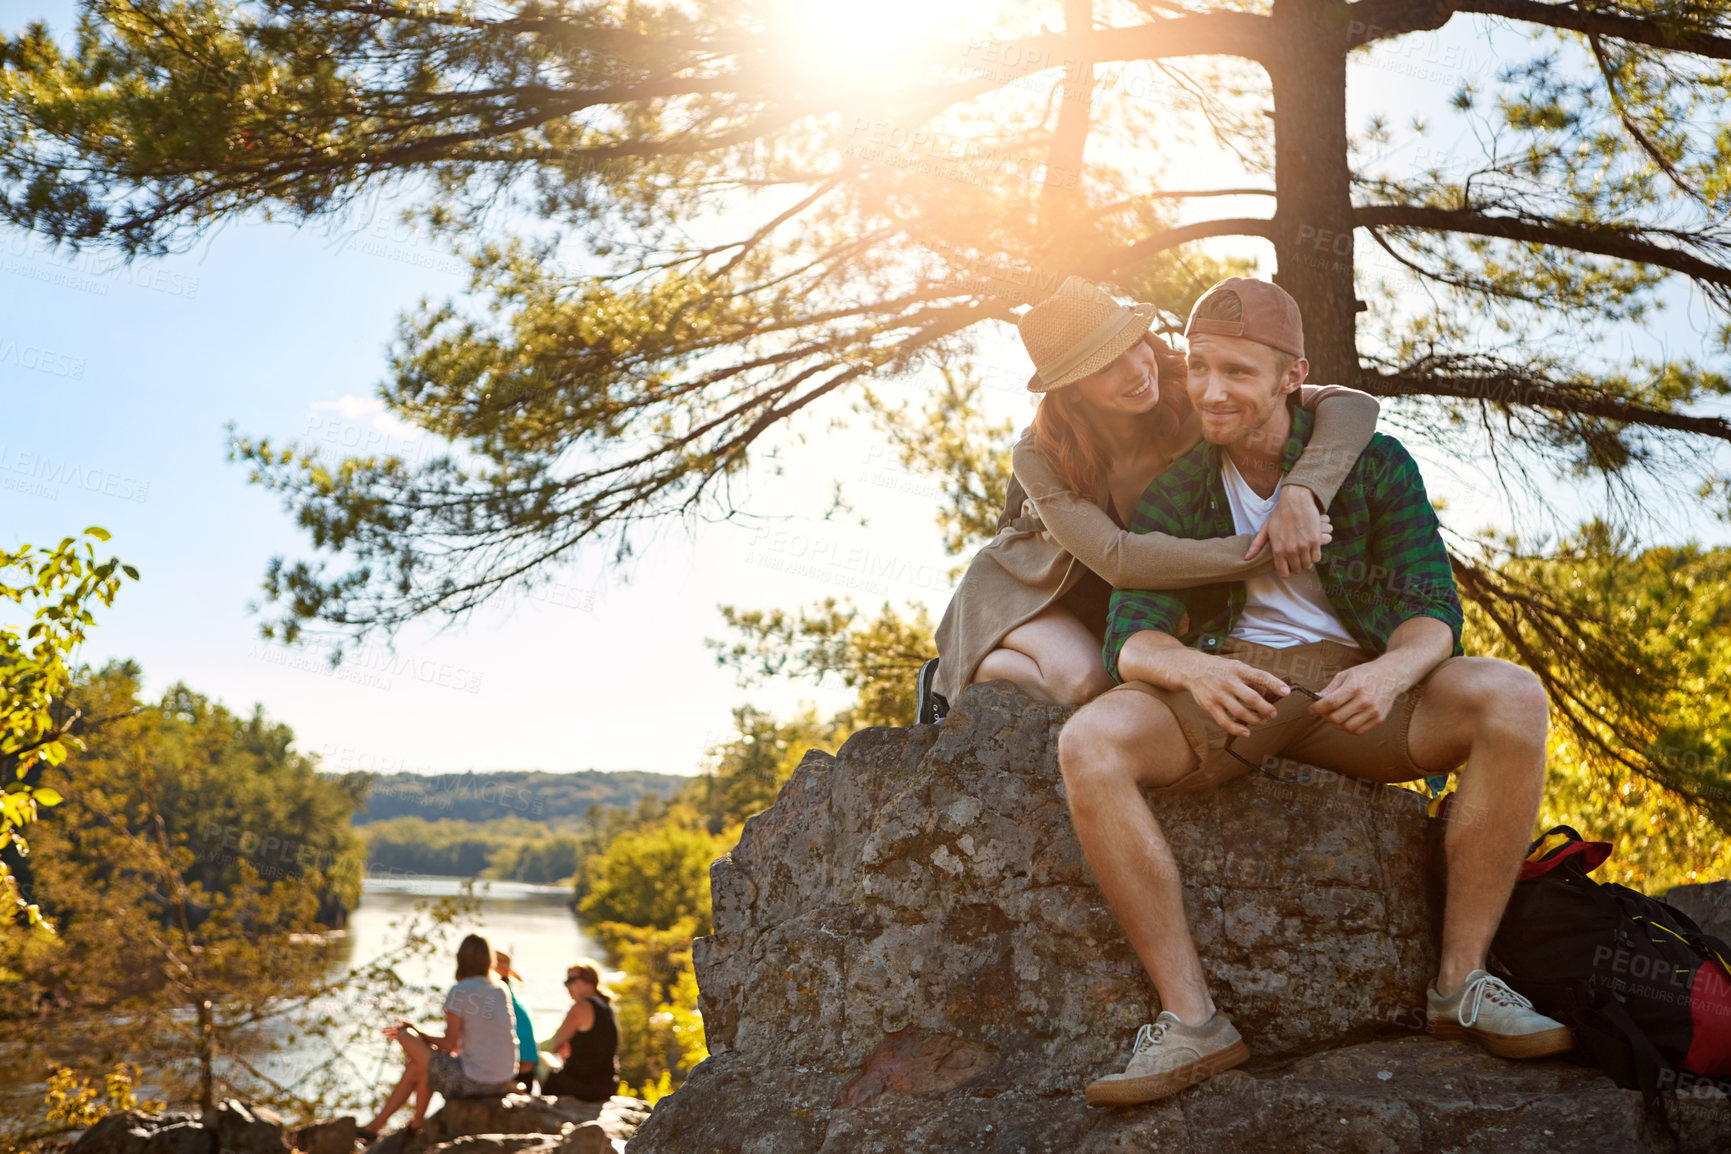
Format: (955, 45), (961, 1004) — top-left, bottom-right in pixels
(1032, 333), (1192, 499)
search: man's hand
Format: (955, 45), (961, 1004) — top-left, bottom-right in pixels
(1309, 617), (1456, 734)
(1189, 656), (1293, 738)
(1245, 484), (1333, 577)
(1117, 631), (1288, 736)
(1309, 659), (1410, 734)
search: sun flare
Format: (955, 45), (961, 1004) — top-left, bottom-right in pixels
(767, 0), (1008, 94)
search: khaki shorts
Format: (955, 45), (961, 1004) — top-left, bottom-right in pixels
(1106, 638), (1462, 793)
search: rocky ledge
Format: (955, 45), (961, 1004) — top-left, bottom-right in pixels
(72, 1094), (651, 1154)
(629, 681), (1731, 1153)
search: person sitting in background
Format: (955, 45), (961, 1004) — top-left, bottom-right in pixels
(494, 949), (539, 1092)
(538, 959), (621, 1101)
(359, 933), (520, 1140)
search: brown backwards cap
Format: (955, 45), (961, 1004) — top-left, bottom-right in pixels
(1183, 277), (1305, 360)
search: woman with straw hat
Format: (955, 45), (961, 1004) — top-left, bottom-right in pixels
(918, 276), (1380, 721)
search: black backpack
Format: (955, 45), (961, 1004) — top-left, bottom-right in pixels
(1486, 824), (1731, 1116)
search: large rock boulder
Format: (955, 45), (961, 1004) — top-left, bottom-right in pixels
(696, 681), (1436, 1075)
(630, 682), (1731, 1153)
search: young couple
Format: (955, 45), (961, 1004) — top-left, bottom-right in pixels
(922, 276), (1570, 1107)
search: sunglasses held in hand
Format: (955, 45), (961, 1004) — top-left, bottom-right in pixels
(1223, 682), (1321, 782)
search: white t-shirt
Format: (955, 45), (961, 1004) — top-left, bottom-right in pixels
(1219, 454), (1357, 649)
(443, 975), (519, 1084)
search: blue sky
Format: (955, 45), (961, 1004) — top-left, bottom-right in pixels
(3, 3), (1725, 778)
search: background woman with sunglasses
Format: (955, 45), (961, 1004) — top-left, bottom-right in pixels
(539, 959), (621, 1101)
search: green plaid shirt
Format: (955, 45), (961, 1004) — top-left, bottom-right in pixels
(1103, 401), (1464, 682)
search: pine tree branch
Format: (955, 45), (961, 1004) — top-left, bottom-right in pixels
(1355, 203), (1731, 292)
(1582, 32), (1705, 205)
(1096, 218), (1278, 279)
(1363, 365), (1731, 443)
(1457, 0), (1731, 60)
(1344, 0), (1458, 50)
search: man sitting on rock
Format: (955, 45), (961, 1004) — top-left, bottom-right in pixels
(1058, 277), (1572, 1108)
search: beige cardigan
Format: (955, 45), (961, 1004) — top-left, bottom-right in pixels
(933, 385), (1381, 693)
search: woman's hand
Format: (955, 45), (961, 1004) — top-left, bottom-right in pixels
(1244, 484), (1333, 576)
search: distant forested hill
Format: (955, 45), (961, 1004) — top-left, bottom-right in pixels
(348, 770), (687, 824)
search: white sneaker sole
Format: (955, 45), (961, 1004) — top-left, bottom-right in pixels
(1083, 1039), (1249, 1107)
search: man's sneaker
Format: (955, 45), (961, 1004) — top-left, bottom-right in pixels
(1427, 969), (1573, 1059)
(915, 658), (949, 725)
(1084, 1010), (1249, 1107)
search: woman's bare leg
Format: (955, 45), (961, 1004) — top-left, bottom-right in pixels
(364, 1030), (434, 1133)
(362, 1069), (416, 1133)
(973, 606), (1115, 705)
(409, 1074), (431, 1128)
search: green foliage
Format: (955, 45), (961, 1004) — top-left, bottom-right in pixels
(0, 662), (446, 1118)
(577, 816), (730, 940)
(8, 4), (1724, 866)
(1, 1062), (162, 1152)
(710, 601), (936, 735)
(45, 1061), (160, 1124)
(360, 815), (581, 882)
(352, 770), (685, 825)
(485, 834), (586, 886)
(0, 529), (137, 928)
(605, 920), (709, 1102)
(5, 0), (1722, 653)
(1459, 524), (1731, 885)
(681, 705), (842, 835)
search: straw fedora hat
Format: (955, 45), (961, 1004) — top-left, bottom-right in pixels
(1018, 276), (1158, 393)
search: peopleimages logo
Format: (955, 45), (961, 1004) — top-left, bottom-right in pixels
(0, 229), (200, 299)
(250, 640), (485, 694)
(0, 337), (85, 380)
(0, 445), (149, 502)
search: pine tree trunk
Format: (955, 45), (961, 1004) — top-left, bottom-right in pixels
(1267, 0), (1361, 385)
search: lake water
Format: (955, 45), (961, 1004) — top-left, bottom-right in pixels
(0, 876), (605, 1120)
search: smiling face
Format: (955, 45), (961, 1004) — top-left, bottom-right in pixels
(1184, 333), (1306, 445)
(1070, 338), (1160, 417)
